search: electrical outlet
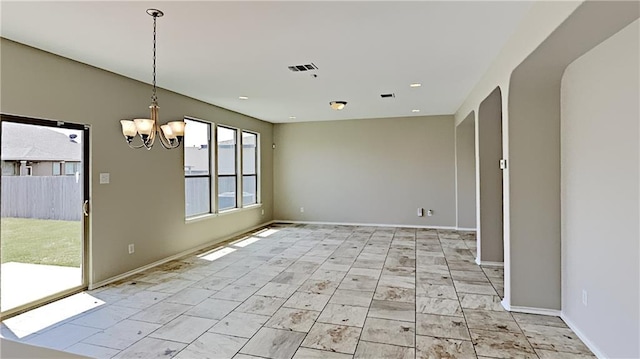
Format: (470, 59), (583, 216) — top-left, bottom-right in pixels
(261, 209), (265, 215)
(128, 244), (135, 254)
(417, 208), (424, 217)
(300, 207), (304, 213)
(427, 209), (434, 217)
(582, 290), (588, 306)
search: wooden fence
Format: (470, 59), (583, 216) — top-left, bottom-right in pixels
(1, 176), (82, 221)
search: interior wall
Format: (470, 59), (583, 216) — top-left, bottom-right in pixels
(0, 39), (274, 285)
(561, 20), (639, 359)
(506, 0), (639, 313)
(273, 116), (456, 227)
(455, 112), (476, 229)
(476, 87), (503, 264)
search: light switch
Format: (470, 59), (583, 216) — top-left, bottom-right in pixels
(99, 173), (110, 184)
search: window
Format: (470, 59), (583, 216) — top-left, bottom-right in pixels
(53, 162), (61, 176)
(217, 126), (237, 211)
(184, 119), (212, 217)
(242, 131), (258, 206)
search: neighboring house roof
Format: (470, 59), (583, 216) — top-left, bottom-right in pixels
(1, 122), (81, 161)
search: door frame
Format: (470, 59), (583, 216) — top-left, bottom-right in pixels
(0, 113), (90, 319)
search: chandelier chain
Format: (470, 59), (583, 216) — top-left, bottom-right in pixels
(152, 13), (157, 103)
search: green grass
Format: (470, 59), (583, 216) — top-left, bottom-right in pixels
(1, 217), (82, 267)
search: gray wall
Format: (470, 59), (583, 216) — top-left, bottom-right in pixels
(1, 39), (274, 285)
(274, 116), (456, 227)
(455, 112), (476, 229)
(477, 88), (503, 263)
(561, 19), (639, 358)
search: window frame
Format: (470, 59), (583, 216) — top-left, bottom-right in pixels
(241, 130), (259, 207)
(216, 125), (239, 212)
(184, 117), (214, 218)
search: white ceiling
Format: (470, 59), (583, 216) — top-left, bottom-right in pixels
(1, 1), (532, 123)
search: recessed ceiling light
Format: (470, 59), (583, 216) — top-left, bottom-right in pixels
(239, 96), (249, 100)
(410, 83), (422, 88)
(289, 116), (296, 120)
(329, 101), (347, 110)
(412, 109), (420, 113)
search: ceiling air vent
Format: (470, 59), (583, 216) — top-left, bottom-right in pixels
(381, 93), (395, 98)
(288, 63), (318, 72)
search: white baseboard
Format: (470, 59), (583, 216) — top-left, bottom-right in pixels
(501, 300), (561, 317)
(561, 313), (607, 359)
(89, 220), (276, 290)
(477, 260), (504, 267)
(274, 220), (457, 230)
(456, 227), (477, 231)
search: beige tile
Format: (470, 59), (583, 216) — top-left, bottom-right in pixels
(234, 295), (285, 316)
(82, 319), (161, 350)
(113, 291), (171, 309)
(368, 300), (415, 322)
(416, 313), (471, 340)
(185, 298), (241, 320)
(25, 324), (101, 351)
(240, 327), (306, 359)
(256, 282), (299, 298)
(147, 279), (196, 294)
(416, 283), (458, 299)
(65, 342), (120, 359)
(459, 294), (504, 311)
(354, 341), (414, 359)
(70, 305), (140, 329)
(293, 347), (352, 359)
(374, 285), (416, 303)
(114, 337), (186, 359)
(360, 317), (415, 347)
(265, 307), (319, 332)
(271, 271), (310, 286)
(212, 285), (259, 302)
(416, 297), (463, 317)
(302, 323), (361, 355)
(209, 311), (270, 338)
(129, 302), (191, 325)
(470, 329), (537, 359)
(298, 279), (339, 295)
(339, 274), (379, 291)
(148, 315), (217, 343)
(520, 323), (592, 354)
(175, 332), (247, 359)
(454, 281), (497, 295)
(310, 269), (348, 282)
(192, 276), (236, 291)
(284, 292), (331, 311)
(536, 349), (597, 359)
(164, 287), (216, 306)
(512, 312), (567, 328)
(450, 270), (490, 283)
(377, 275), (415, 289)
(329, 289), (374, 308)
(463, 309), (521, 333)
(415, 335), (476, 359)
(317, 304), (368, 328)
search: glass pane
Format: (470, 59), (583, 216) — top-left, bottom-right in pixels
(185, 177), (210, 217)
(218, 176), (236, 210)
(1, 121), (83, 313)
(242, 132), (257, 175)
(243, 175), (257, 206)
(218, 127), (236, 175)
(184, 119), (210, 176)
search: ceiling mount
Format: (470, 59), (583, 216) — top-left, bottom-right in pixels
(146, 9), (164, 18)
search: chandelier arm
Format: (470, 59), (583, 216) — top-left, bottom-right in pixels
(126, 141), (147, 150)
(157, 130), (180, 149)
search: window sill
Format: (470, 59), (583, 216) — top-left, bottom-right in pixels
(185, 203), (263, 224)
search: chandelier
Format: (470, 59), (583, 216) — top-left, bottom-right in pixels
(120, 9), (185, 150)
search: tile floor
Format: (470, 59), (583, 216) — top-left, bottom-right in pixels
(1, 224), (595, 359)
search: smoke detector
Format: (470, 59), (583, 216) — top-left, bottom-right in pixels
(329, 101), (347, 110)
